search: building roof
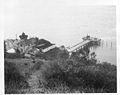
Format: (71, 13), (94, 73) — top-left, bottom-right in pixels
(36, 39), (54, 49)
(7, 48), (16, 53)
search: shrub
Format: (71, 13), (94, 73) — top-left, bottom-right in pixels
(36, 47), (69, 60)
(5, 53), (24, 59)
(30, 61), (44, 72)
(37, 58), (117, 93)
(5, 61), (28, 94)
(39, 61), (63, 86)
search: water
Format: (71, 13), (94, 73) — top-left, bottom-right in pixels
(90, 40), (116, 65)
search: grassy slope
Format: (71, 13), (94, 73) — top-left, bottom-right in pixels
(5, 58), (49, 93)
(5, 55), (117, 93)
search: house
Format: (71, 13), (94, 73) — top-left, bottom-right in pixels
(5, 39), (20, 53)
(35, 39), (56, 53)
(42, 44), (56, 53)
(17, 33), (38, 54)
(5, 32), (56, 56)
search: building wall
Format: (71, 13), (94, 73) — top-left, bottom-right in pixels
(5, 39), (19, 51)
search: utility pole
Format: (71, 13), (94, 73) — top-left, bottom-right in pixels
(16, 34), (17, 40)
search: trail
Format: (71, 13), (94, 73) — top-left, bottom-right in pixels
(26, 60), (48, 93)
(27, 71), (44, 93)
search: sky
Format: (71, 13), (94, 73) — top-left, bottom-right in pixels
(4, 0), (116, 47)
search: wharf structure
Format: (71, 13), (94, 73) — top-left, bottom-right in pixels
(67, 35), (101, 53)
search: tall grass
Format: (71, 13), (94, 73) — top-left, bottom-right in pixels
(5, 53), (24, 59)
(5, 50), (117, 93)
(36, 56), (117, 93)
(5, 61), (28, 94)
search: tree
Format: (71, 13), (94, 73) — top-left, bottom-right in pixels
(19, 32), (28, 40)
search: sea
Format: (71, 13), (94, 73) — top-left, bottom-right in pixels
(90, 39), (116, 65)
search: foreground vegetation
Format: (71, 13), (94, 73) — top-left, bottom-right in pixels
(5, 49), (117, 93)
(34, 59), (116, 93)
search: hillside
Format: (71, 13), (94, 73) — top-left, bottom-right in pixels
(5, 54), (117, 94)
(4, 37), (117, 94)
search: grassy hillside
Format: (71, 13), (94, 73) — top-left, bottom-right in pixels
(5, 61), (28, 94)
(35, 59), (116, 93)
(5, 47), (117, 93)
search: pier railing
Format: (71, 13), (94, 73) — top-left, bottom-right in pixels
(67, 36), (101, 53)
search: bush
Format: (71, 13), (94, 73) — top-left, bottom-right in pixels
(36, 47), (69, 60)
(5, 61), (28, 94)
(5, 53), (24, 59)
(37, 58), (117, 93)
(39, 61), (64, 86)
(30, 61), (44, 72)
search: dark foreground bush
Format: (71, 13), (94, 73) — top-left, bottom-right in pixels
(36, 47), (69, 60)
(38, 59), (117, 93)
(5, 53), (24, 59)
(5, 61), (28, 94)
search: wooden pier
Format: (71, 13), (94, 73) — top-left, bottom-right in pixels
(67, 35), (101, 53)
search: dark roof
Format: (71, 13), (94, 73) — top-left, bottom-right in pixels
(36, 39), (53, 49)
(18, 37), (54, 50)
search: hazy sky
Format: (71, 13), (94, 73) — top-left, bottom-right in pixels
(4, 0), (116, 46)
